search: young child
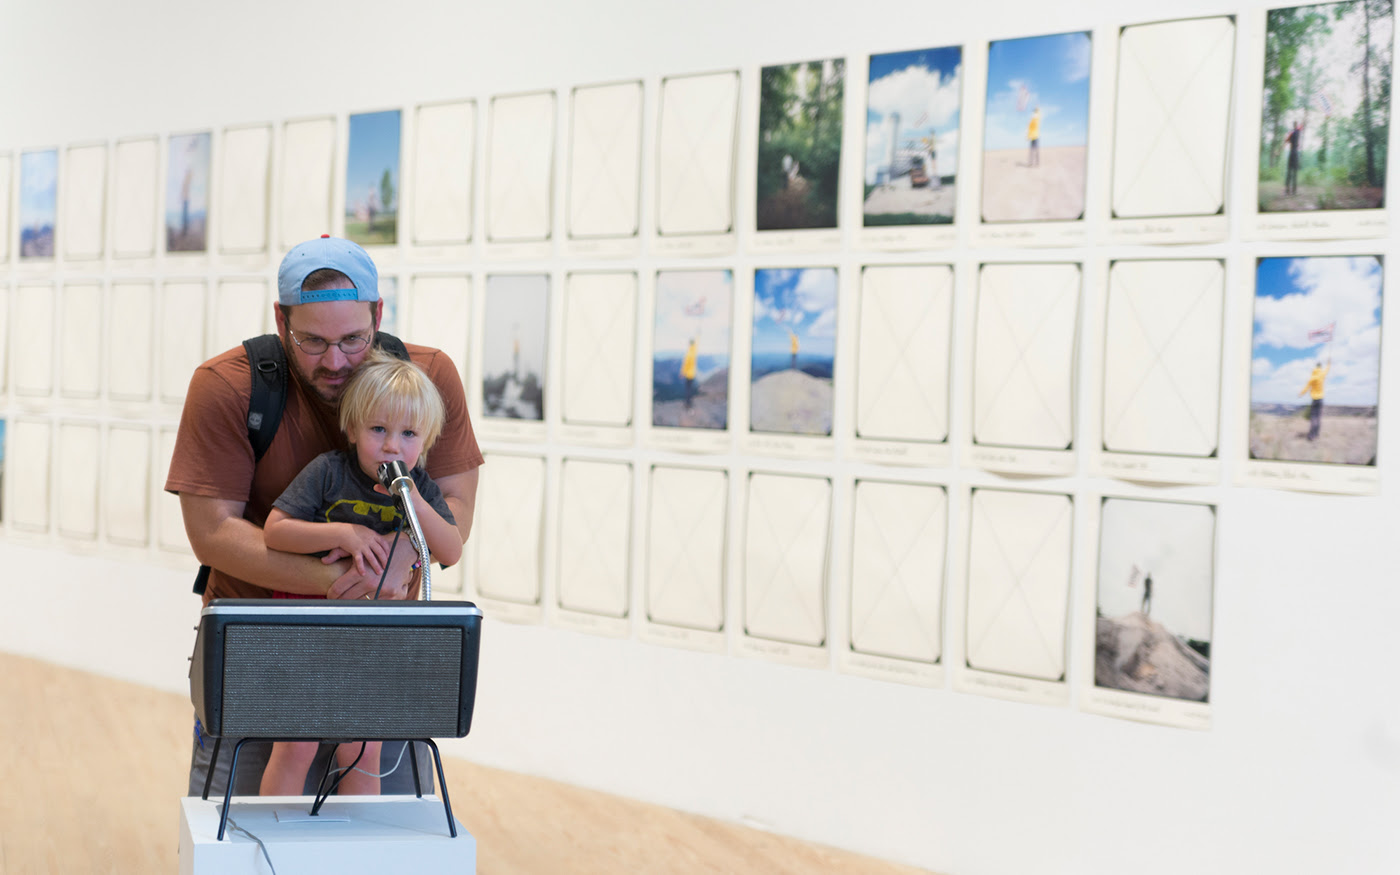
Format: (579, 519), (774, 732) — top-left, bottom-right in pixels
(258, 348), (464, 796)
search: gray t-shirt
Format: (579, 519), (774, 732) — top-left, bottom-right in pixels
(273, 450), (455, 537)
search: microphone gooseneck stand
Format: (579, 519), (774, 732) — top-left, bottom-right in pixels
(378, 460), (432, 601)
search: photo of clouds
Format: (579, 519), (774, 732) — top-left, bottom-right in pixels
(981, 31), (1092, 223)
(1250, 255), (1381, 465)
(653, 270), (732, 430)
(751, 268), (837, 436)
(863, 46), (962, 226)
(19, 149), (58, 258)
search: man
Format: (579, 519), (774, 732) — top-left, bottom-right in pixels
(166, 235), (484, 797)
(1285, 121), (1304, 195)
(1299, 358), (1330, 441)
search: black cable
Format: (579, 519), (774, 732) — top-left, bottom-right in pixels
(310, 741), (368, 815)
(370, 523), (404, 601)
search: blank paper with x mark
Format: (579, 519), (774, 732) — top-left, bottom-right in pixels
(412, 101), (475, 246)
(856, 265), (953, 444)
(57, 422), (99, 541)
(210, 280), (268, 358)
(656, 71), (740, 237)
(104, 425), (151, 548)
(965, 488), (1072, 682)
(12, 284), (54, 398)
(473, 454), (546, 607)
(277, 117), (335, 249)
(744, 473), (830, 647)
(557, 459), (632, 619)
(159, 282), (206, 405)
(9, 419), (51, 532)
(60, 282), (100, 399)
(562, 272), (637, 429)
(487, 92), (556, 243)
(407, 275), (470, 383)
(0, 153), (10, 260)
(218, 125), (271, 254)
(1112, 17), (1235, 219)
(107, 282), (153, 402)
(646, 465), (727, 633)
(568, 82), (642, 240)
(62, 144), (106, 261)
(849, 480), (947, 664)
(1102, 259), (1223, 458)
(973, 263), (1080, 450)
(112, 138), (158, 258)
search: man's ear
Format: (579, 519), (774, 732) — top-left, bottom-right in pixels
(273, 304), (288, 335)
(373, 299), (384, 330)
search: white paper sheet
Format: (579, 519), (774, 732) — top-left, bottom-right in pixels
(743, 472), (830, 647)
(107, 282), (154, 402)
(486, 92), (555, 242)
(568, 81), (643, 240)
(211, 280), (268, 356)
(219, 124), (272, 254)
(9, 419), (51, 532)
(0, 286), (8, 390)
(159, 282), (206, 404)
(849, 480), (947, 663)
(1111, 17), (1235, 219)
(13, 284), (55, 397)
(60, 282), (102, 399)
(556, 459), (632, 618)
(406, 275), (470, 380)
(1102, 260), (1224, 457)
(278, 117), (336, 249)
(56, 422), (100, 540)
(157, 427), (191, 553)
(412, 101), (476, 245)
(472, 453), (546, 606)
(103, 425), (151, 547)
(645, 465), (728, 632)
(856, 265), (953, 444)
(973, 263), (1080, 449)
(965, 488), (1073, 681)
(62, 144), (106, 260)
(656, 71), (740, 237)
(112, 138), (158, 258)
(562, 272), (637, 427)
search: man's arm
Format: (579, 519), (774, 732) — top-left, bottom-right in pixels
(180, 494), (414, 598)
(434, 468), (480, 548)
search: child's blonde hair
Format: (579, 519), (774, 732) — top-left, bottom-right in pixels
(339, 348), (446, 460)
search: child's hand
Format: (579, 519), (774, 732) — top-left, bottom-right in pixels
(337, 524), (392, 576)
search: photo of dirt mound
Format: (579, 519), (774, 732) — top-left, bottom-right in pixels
(1095, 612), (1209, 702)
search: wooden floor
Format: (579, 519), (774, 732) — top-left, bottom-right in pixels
(0, 652), (933, 874)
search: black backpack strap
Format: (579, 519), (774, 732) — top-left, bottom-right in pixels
(242, 334), (289, 463)
(375, 331), (410, 361)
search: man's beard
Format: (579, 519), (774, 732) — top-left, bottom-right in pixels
(283, 336), (353, 404)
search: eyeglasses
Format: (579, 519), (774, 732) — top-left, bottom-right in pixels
(288, 328), (374, 355)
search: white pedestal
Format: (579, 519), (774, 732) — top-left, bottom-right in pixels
(179, 796), (476, 874)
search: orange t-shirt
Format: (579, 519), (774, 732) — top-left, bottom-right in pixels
(165, 340), (484, 603)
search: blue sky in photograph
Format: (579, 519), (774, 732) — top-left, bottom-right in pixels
(866, 45), (962, 184)
(1252, 256), (1382, 406)
(346, 110), (402, 213)
(164, 133), (211, 221)
(983, 31), (1091, 151)
(19, 149), (57, 230)
(655, 270), (733, 357)
(752, 268), (837, 357)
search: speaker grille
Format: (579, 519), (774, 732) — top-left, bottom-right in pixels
(221, 625), (462, 738)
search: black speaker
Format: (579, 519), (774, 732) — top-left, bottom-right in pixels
(190, 599), (483, 740)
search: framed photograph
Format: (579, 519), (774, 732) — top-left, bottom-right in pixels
(19, 149), (58, 259)
(862, 46), (962, 231)
(482, 274), (549, 422)
(1243, 255), (1382, 491)
(165, 132), (211, 253)
(750, 267), (837, 437)
(344, 110), (401, 246)
(756, 59), (845, 232)
(980, 32), (1092, 224)
(651, 270), (733, 434)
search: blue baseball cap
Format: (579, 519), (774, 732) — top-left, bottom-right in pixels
(277, 235), (379, 306)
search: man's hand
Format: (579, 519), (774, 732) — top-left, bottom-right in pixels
(326, 534), (417, 600)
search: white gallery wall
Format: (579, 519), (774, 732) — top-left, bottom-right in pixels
(1, 2), (1398, 874)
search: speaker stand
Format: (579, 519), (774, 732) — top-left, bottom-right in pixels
(201, 737), (457, 841)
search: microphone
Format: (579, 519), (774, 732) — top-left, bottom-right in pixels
(377, 461), (433, 600)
